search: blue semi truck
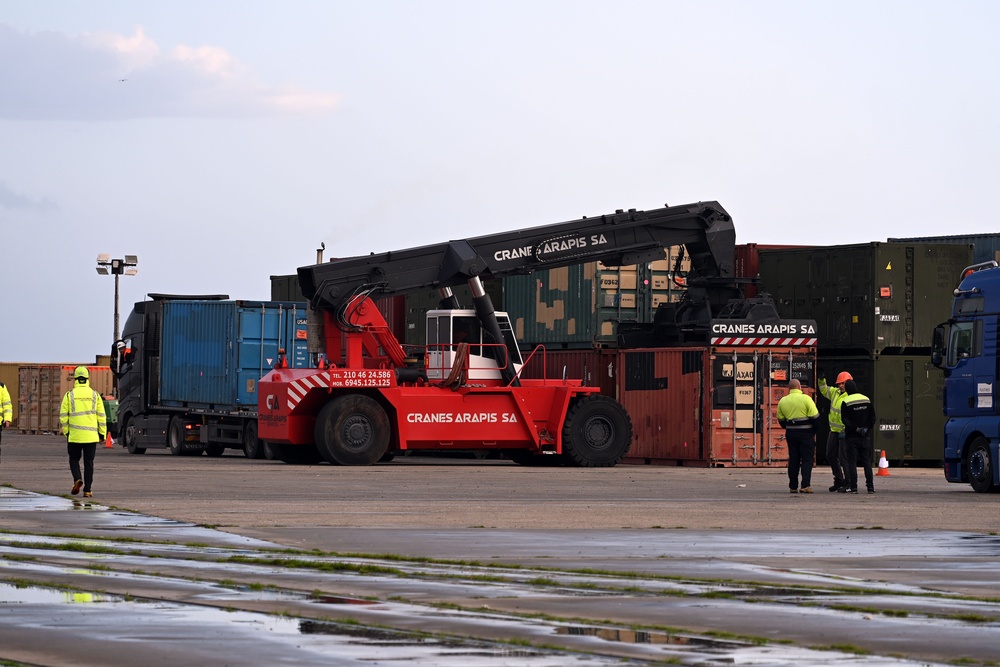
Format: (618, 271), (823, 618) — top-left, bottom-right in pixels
(932, 261), (1000, 492)
(112, 294), (309, 458)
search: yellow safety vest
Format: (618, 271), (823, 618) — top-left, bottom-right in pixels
(0, 383), (11, 423)
(777, 389), (820, 430)
(817, 378), (847, 433)
(59, 382), (107, 443)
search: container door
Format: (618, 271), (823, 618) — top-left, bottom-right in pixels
(616, 349), (704, 463)
(709, 351), (763, 465)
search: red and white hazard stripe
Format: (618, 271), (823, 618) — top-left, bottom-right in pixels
(711, 337), (817, 347)
(286, 371), (331, 410)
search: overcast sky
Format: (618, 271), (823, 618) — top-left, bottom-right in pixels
(2, 1), (998, 363)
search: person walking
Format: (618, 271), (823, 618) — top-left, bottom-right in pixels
(777, 378), (820, 493)
(59, 367), (107, 498)
(818, 371), (852, 492)
(0, 380), (11, 464)
(840, 379), (877, 494)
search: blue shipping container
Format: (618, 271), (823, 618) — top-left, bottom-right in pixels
(159, 300), (308, 408)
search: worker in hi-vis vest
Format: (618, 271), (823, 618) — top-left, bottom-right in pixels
(817, 371), (852, 492)
(59, 367), (107, 498)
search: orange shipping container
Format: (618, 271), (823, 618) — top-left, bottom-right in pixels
(17, 365), (114, 434)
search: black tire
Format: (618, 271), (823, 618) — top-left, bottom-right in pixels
(561, 395), (632, 467)
(168, 416), (188, 456)
(967, 437), (999, 493)
(122, 415), (146, 455)
(314, 394), (390, 466)
(206, 445), (225, 457)
(263, 441), (279, 461)
(243, 421), (262, 459)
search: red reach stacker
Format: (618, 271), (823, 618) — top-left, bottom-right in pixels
(257, 201), (738, 466)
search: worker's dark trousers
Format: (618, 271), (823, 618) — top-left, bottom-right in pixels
(844, 435), (874, 492)
(786, 429), (816, 490)
(827, 431), (846, 488)
(67, 442), (97, 493)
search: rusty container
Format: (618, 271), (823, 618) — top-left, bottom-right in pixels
(17, 365), (113, 433)
(517, 348), (618, 398)
(616, 345), (817, 467)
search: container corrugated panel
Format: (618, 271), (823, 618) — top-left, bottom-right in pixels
(517, 349), (618, 397)
(888, 233), (1000, 266)
(616, 345), (817, 467)
(817, 354), (945, 462)
(616, 348), (708, 463)
(18, 365), (116, 433)
(707, 346), (816, 467)
(59, 366), (114, 398)
(160, 300), (309, 408)
(17, 365), (69, 433)
(734, 244), (811, 297)
(0, 362), (23, 426)
(759, 243), (973, 352)
(270, 274), (305, 302)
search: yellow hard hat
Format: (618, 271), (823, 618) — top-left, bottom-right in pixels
(74, 366), (90, 380)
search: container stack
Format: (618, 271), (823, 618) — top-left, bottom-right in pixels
(758, 242), (973, 463)
(502, 247), (690, 350)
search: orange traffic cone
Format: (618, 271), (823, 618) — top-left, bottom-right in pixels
(877, 450), (890, 477)
(104, 432), (114, 449)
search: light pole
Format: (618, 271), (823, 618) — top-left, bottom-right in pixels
(96, 254), (138, 343)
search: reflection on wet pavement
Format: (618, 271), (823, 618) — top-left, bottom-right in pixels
(0, 487), (990, 666)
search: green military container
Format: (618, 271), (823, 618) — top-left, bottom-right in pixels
(270, 274), (307, 303)
(759, 243), (973, 353)
(816, 354), (944, 463)
(503, 256), (689, 349)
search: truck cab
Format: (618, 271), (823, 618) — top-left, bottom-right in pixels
(932, 261), (1000, 491)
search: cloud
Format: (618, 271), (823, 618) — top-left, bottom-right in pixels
(0, 23), (340, 120)
(0, 181), (57, 211)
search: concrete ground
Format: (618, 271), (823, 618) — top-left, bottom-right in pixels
(3, 433), (1000, 666)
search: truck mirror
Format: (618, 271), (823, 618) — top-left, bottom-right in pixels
(930, 324), (949, 368)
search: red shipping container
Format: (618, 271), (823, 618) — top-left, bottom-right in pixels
(616, 345), (817, 467)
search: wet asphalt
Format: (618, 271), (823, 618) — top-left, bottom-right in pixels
(2, 434), (999, 665)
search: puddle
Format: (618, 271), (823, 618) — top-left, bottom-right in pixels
(0, 488), (984, 666)
(0, 581), (643, 666)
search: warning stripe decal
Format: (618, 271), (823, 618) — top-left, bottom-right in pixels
(711, 337), (817, 347)
(287, 372), (330, 410)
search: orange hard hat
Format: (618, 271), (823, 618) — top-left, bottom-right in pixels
(835, 371), (853, 384)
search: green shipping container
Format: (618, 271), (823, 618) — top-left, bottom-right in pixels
(759, 243), (973, 353)
(503, 258), (688, 349)
(816, 354), (944, 463)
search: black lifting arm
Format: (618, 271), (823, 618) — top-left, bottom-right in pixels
(298, 201), (735, 311)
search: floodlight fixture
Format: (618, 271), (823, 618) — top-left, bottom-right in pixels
(96, 253), (140, 348)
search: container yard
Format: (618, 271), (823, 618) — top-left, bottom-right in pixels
(11, 231), (999, 468)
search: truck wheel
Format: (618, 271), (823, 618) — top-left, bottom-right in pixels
(243, 421), (263, 459)
(263, 441), (279, 460)
(314, 394), (390, 466)
(168, 416), (191, 456)
(562, 395), (632, 467)
(121, 415), (146, 455)
(967, 438), (999, 493)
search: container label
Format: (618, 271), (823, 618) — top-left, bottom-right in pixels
(977, 382), (992, 395)
(710, 320), (818, 346)
(879, 314), (900, 322)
